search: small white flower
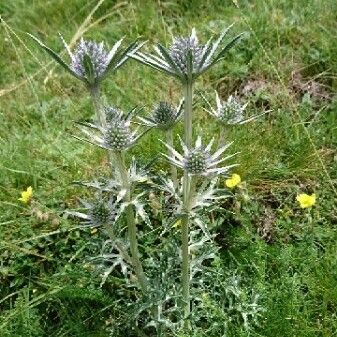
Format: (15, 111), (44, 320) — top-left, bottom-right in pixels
(161, 136), (238, 176)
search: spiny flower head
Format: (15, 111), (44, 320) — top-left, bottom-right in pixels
(132, 25), (243, 83)
(204, 91), (269, 126)
(138, 100), (183, 130)
(218, 95), (247, 125)
(104, 119), (132, 151)
(90, 200), (111, 225)
(18, 186), (33, 204)
(28, 33), (143, 86)
(71, 197), (120, 228)
(296, 193), (316, 209)
(162, 136), (238, 176)
(76, 106), (145, 153)
(70, 39), (109, 80)
(185, 147), (210, 174)
(170, 30), (204, 74)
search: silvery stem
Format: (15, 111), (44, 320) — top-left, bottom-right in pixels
(89, 84), (106, 128)
(166, 129), (178, 189)
(181, 81), (194, 329)
(114, 151), (149, 293)
(89, 84), (118, 177)
(102, 223), (132, 265)
(218, 127), (225, 148)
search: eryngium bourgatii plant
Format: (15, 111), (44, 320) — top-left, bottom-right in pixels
(30, 24), (255, 332)
(133, 25), (243, 328)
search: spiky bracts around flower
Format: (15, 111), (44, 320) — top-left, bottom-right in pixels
(67, 197), (120, 228)
(138, 99), (184, 130)
(89, 199), (119, 226)
(28, 33), (143, 86)
(161, 136), (238, 176)
(185, 147), (209, 174)
(204, 91), (268, 125)
(75, 106), (146, 152)
(131, 25), (244, 83)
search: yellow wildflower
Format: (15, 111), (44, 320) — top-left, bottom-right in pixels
(18, 186), (33, 203)
(173, 219), (182, 228)
(225, 173), (241, 189)
(91, 228), (98, 235)
(296, 193), (316, 209)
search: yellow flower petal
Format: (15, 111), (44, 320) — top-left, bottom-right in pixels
(225, 174), (241, 189)
(173, 219), (182, 228)
(18, 186), (33, 204)
(296, 193), (316, 208)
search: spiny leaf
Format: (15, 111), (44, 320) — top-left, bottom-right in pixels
(27, 33), (83, 81)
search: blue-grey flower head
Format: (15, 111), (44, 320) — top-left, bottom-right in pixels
(70, 39), (109, 80)
(28, 33), (143, 86)
(77, 106), (143, 152)
(153, 101), (180, 130)
(205, 92), (263, 126)
(131, 25), (243, 83)
(104, 119), (132, 151)
(170, 31), (204, 74)
(137, 99), (183, 131)
(218, 96), (246, 125)
(162, 136), (238, 176)
(185, 147), (210, 174)
(89, 199), (118, 226)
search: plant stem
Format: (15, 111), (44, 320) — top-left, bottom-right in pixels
(183, 83), (193, 148)
(114, 151), (149, 293)
(218, 126), (225, 148)
(181, 81), (194, 328)
(165, 129), (178, 188)
(89, 84), (119, 176)
(90, 84), (106, 128)
(103, 223), (132, 265)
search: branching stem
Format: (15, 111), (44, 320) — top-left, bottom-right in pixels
(114, 151), (149, 293)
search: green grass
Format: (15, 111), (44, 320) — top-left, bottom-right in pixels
(1, 0), (337, 336)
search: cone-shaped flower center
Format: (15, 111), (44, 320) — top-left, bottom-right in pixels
(185, 148), (209, 174)
(90, 201), (111, 225)
(219, 98), (244, 124)
(170, 36), (203, 73)
(104, 121), (131, 151)
(71, 39), (109, 79)
(153, 101), (176, 129)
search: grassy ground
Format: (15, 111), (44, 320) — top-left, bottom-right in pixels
(0, 0), (337, 336)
